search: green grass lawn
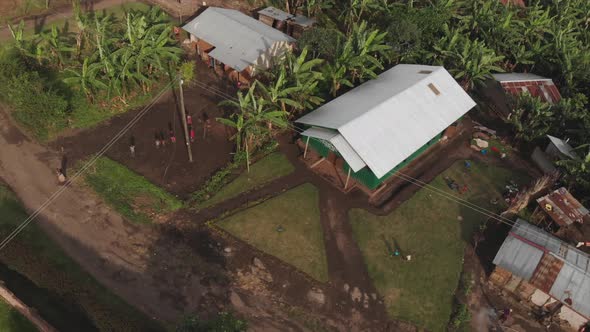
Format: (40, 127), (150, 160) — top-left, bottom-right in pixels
(349, 160), (530, 331)
(0, 184), (162, 332)
(83, 157), (182, 224)
(217, 183), (329, 282)
(0, 299), (37, 332)
(198, 152), (295, 209)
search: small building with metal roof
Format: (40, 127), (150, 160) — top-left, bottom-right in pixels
(492, 73), (562, 104)
(492, 219), (590, 329)
(182, 7), (295, 80)
(257, 7), (315, 38)
(480, 72), (562, 119)
(537, 187), (589, 227)
(295, 64), (476, 190)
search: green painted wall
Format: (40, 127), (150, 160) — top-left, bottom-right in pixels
(303, 133), (443, 190)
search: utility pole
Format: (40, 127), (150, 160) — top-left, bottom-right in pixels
(178, 78), (193, 162)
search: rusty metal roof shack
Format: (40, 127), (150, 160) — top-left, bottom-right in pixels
(492, 73), (561, 104)
(537, 187), (590, 227)
(494, 219), (590, 319)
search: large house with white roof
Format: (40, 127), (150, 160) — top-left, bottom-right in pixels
(182, 7), (295, 82)
(295, 64), (476, 190)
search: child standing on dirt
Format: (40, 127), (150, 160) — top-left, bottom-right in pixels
(129, 136), (136, 157)
(189, 125), (195, 143)
(168, 123), (176, 144)
(159, 130), (167, 147)
(154, 132), (161, 148)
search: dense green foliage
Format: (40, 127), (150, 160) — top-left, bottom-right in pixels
(0, 299), (37, 332)
(1, 4), (179, 140)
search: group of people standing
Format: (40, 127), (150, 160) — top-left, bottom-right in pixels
(128, 112), (212, 157)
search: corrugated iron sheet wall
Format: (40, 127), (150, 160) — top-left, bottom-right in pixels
(530, 253), (564, 293)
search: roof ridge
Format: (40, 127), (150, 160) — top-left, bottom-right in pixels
(337, 66), (444, 130)
(336, 66), (445, 174)
(210, 7), (291, 41)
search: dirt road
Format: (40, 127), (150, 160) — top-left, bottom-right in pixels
(0, 106), (224, 323)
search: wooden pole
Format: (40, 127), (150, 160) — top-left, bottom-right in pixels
(245, 141), (250, 173)
(178, 78), (193, 162)
(303, 136), (310, 159)
(344, 167), (351, 190)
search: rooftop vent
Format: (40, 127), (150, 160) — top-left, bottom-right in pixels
(428, 83), (441, 96)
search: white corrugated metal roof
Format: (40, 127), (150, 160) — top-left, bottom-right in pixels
(495, 219), (590, 318)
(492, 73), (552, 82)
(300, 127), (366, 171)
(329, 135), (366, 172)
(182, 7), (295, 71)
(547, 135), (578, 160)
(296, 65), (476, 178)
(258, 7), (293, 21)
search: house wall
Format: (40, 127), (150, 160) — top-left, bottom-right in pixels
(304, 132), (442, 190)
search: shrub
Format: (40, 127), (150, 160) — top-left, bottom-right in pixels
(176, 312), (247, 332)
(0, 48), (68, 140)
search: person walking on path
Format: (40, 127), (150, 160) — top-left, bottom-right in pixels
(60, 155), (68, 178)
(189, 125), (195, 143)
(154, 132), (161, 148)
(168, 123), (176, 144)
(129, 136), (136, 157)
(202, 112), (211, 139)
(499, 308), (512, 324)
(186, 114), (192, 126)
(56, 168), (66, 185)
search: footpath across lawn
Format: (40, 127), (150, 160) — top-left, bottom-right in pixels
(0, 184), (162, 332)
(83, 157), (182, 224)
(350, 160), (529, 331)
(217, 183), (329, 282)
(0, 299), (36, 332)
(198, 152), (295, 209)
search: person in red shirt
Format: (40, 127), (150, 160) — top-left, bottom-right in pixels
(168, 122), (176, 143)
(189, 125), (195, 143)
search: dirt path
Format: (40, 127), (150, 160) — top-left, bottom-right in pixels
(0, 106), (228, 323)
(0, 282), (57, 332)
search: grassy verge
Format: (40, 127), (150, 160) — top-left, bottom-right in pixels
(198, 152), (295, 209)
(0, 0), (70, 24)
(83, 157), (182, 224)
(0, 299), (37, 332)
(19, 2), (153, 37)
(349, 160), (529, 331)
(0, 184), (162, 331)
(217, 183), (329, 282)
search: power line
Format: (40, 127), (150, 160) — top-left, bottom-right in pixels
(0, 78), (178, 251)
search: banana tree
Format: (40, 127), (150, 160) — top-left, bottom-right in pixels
(63, 58), (108, 102)
(40, 25), (74, 69)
